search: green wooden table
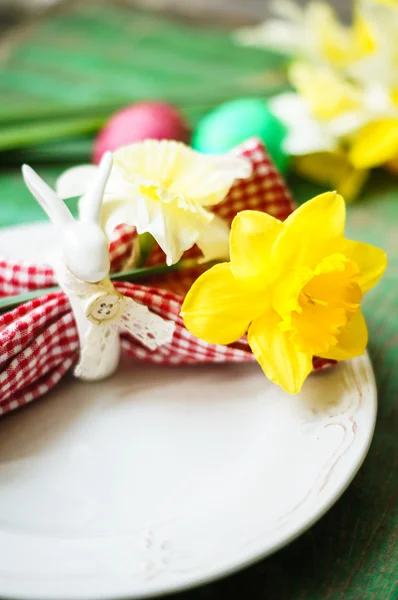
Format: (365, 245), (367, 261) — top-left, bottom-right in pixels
(0, 2), (397, 599)
(174, 173), (398, 600)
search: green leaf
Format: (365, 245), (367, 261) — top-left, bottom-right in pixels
(0, 4), (288, 153)
(0, 115), (106, 152)
(0, 166), (78, 227)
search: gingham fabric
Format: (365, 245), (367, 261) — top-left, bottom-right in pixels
(0, 223), (138, 297)
(0, 138), (334, 415)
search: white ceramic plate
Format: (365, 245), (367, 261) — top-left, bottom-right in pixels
(0, 223), (377, 600)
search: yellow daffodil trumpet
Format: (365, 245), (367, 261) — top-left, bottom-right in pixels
(181, 192), (387, 394)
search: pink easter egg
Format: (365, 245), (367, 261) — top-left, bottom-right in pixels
(93, 102), (191, 164)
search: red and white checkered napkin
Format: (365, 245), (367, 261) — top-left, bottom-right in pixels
(0, 138), (332, 415)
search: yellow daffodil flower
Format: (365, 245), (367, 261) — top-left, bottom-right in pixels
(237, 0), (398, 190)
(289, 69), (398, 170)
(268, 89), (370, 201)
(269, 63), (398, 193)
(284, 63), (398, 141)
(181, 192), (386, 394)
(56, 140), (251, 266)
(235, 0), (374, 69)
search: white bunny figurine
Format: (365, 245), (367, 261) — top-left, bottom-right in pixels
(22, 152), (174, 381)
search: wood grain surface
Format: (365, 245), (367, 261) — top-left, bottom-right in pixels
(0, 2), (396, 599)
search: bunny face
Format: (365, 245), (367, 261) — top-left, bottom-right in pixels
(22, 152), (113, 284)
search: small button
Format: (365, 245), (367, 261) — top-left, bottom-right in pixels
(85, 292), (126, 325)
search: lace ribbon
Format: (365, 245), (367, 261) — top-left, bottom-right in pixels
(55, 261), (175, 381)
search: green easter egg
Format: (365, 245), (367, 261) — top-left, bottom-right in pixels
(192, 97), (290, 173)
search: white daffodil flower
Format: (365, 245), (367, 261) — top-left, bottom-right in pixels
(56, 139), (252, 266)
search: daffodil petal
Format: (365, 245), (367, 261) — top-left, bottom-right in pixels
(195, 214), (230, 263)
(171, 151), (252, 206)
(338, 238), (387, 293)
(102, 191), (157, 240)
(230, 210), (283, 286)
(319, 310), (368, 360)
(283, 191), (345, 238)
(234, 19), (301, 54)
(248, 309), (313, 394)
(102, 189), (200, 265)
(309, 2), (365, 65)
(113, 139), (177, 183)
(293, 152), (345, 185)
(293, 153), (368, 202)
(100, 199), (127, 238)
(352, 8), (376, 54)
(181, 263), (263, 345)
(56, 165), (99, 199)
(160, 205), (205, 266)
(335, 166), (368, 203)
(289, 62), (362, 120)
(328, 109), (369, 137)
(268, 93), (338, 155)
(113, 139), (250, 208)
(350, 120), (398, 169)
(273, 191), (345, 267)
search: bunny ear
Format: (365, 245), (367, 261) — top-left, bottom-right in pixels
(80, 151), (113, 225)
(22, 165), (74, 228)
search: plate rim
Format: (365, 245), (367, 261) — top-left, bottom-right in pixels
(0, 355), (377, 600)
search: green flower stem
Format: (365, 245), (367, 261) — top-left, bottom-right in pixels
(0, 286), (61, 313)
(0, 259), (215, 314)
(137, 233), (156, 267)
